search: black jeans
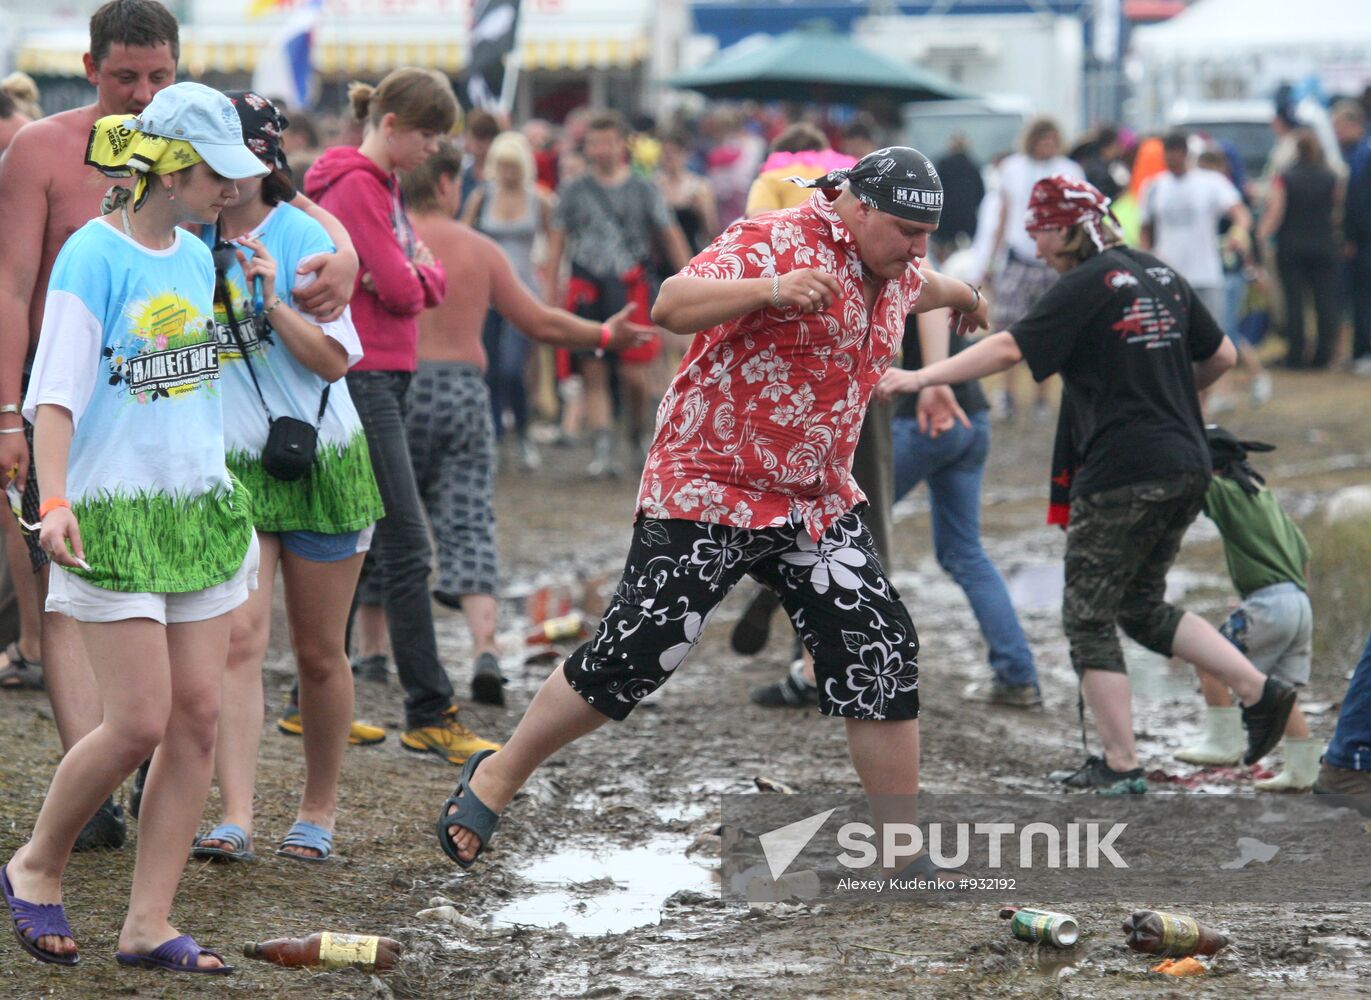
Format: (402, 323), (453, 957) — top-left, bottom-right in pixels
(347, 370), (456, 728)
(1278, 249), (1340, 367)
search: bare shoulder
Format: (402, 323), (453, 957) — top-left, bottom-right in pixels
(412, 213), (470, 258)
(15, 106), (98, 154)
(3, 107), (97, 180)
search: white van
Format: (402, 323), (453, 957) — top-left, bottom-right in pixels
(903, 97), (1031, 164)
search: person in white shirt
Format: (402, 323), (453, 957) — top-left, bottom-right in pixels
(1141, 130), (1253, 325)
(1140, 130), (1253, 411)
(985, 118), (1083, 421)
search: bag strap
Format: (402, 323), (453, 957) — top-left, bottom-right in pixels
(214, 243), (331, 429)
(214, 253), (274, 423)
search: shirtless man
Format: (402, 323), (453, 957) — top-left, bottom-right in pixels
(0, 0), (358, 850)
(350, 139), (652, 704)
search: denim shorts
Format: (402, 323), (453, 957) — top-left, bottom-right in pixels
(278, 524), (375, 563)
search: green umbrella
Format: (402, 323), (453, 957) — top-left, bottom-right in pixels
(665, 26), (974, 105)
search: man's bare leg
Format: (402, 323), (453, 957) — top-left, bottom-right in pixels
(1172, 612), (1266, 705)
(847, 717), (922, 877)
(445, 663), (608, 862)
(354, 601), (388, 659)
(1, 517), (42, 673)
(1081, 670), (1138, 771)
(459, 594), (499, 660)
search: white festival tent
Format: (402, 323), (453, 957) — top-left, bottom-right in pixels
(1131, 0), (1371, 59)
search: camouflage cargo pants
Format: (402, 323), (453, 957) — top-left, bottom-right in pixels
(1062, 472), (1209, 674)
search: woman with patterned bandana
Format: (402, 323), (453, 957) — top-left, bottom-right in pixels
(433, 147), (989, 878)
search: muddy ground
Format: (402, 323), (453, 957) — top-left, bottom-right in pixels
(1, 367), (1369, 999)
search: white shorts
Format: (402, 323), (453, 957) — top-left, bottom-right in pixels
(46, 534), (261, 625)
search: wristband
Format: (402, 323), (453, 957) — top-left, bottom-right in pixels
(771, 274), (783, 310)
(262, 298), (283, 320)
(0, 403), (19, 416)
(595, 322), (613, 358)
(39, 497), (70, 518)
(0, 427), (23, 435)
(962, 281), (981, 313)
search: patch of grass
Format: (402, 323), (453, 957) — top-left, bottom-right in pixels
(1304, 513), (1371, 678)
(228, 431), (384, 534)
(74, 483), (254, 593)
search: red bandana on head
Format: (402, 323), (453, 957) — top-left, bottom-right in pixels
(1024, 174), (1117, 251)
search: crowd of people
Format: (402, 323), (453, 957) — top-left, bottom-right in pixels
(0, 0), (1369, 979)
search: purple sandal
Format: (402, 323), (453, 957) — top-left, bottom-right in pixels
(115, 934), (233, 975)
(1, 862), (79, 966)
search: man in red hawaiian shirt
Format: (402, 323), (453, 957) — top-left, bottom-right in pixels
(435, 147), (989, 878)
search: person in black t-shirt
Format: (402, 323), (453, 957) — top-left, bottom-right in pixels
(876, 174), (1298, 792)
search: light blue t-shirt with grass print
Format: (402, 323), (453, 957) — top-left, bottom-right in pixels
(206, 202), (383, 535)
(23, 218), (254, 594)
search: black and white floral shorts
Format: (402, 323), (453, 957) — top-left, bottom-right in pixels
(563, 507), (920, 722)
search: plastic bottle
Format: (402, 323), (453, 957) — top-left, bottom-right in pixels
(526, 611), (588, 645)
(1122, 910), (1228, 957)
(999, 906), (1080, 947)
(243, 932), (403, 972)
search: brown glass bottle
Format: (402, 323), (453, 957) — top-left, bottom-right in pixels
(243, 932), (403, 972)
(1122, 910), (1228, 957)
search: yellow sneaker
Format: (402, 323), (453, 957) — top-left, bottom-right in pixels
(276, 709), (387, 747)
(400, 707), (502, 765)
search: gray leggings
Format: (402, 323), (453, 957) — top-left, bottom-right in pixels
(358, 361), (498, 605)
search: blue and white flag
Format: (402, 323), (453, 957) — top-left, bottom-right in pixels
(252, 0), (323, 112)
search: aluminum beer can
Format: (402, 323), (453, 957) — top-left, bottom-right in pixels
(999, 906), (1081, 947)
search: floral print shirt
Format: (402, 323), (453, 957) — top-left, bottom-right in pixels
(637, 191), (926, 540)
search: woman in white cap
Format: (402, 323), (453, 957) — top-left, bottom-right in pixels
(2, 81), (267, 975)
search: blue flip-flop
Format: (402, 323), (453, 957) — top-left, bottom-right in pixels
(436, 748), (500, 868)
(2, 862), (79, 966)
(191, 823), (256, 863)
(275, 820), (334, 863)
(115, 933), (232, 974)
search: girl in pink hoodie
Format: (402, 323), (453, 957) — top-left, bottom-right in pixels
(302, 68), (500, 763)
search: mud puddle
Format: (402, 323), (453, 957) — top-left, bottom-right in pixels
(490, 835), (717, 935)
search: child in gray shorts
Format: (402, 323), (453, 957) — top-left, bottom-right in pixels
(1176, 426), (1316, 790)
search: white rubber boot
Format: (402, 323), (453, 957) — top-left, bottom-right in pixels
(1174, 706), (1243, 765)
(1255, 737), (1322, 792)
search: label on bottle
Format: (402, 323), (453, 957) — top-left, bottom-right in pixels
(544, 614), (583, 641)
(1157, 913), (1200, 955)
(318, 932), (379, 970)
